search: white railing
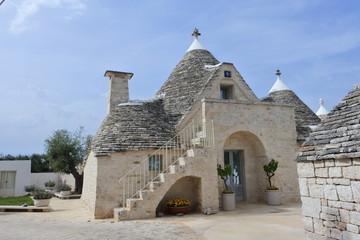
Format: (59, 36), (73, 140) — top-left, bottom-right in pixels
(119, 120), (214, 207)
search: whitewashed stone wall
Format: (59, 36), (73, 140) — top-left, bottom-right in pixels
(298, 158), (360, 240)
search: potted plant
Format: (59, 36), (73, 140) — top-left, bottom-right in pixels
(24, 185), (39, 195)
(217, 164), (235, 211)
(167, 198), (190, 215)
(58, 184), (72, 196)
(44, 180), (56, 190)
(32, 189), (53, 207)
(263, 159), (280, 205)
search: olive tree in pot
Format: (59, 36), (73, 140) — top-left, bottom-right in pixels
(32, 189), (53, 207)
(263, 159), (280, 205)
(217, 164), (235, 211)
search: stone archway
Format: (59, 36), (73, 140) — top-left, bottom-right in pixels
(156, 176), (201, 216)
(222, 131), (267, 202)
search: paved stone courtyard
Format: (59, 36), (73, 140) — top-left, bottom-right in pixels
(0, 198), (305, 240)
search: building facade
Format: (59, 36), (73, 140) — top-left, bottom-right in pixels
(82, 30), (319, 220)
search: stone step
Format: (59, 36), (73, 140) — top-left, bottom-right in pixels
(114, 207), (129, 221)
(196, 130), (204, 138)
(169, 165), (184, 174)
(126, 198), (142, 208)
(177, 157), (186, 165)
(156, 173), (167, 182)
(148, 181), (162, 191)
(186, 149), (195, 157)
(191, 137), (205, 147)
(139, 189), (154, 200)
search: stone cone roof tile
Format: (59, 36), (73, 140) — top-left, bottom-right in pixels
(298, 84), (360, 161)
(262, 90), (320, 143)
(92, 99), (175, 155)
(157, 49), (219, 124)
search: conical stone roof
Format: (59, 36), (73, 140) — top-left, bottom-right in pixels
(262, 72), (320, 142)
(298, 84), (360, 161)
(157, 48), (219, 124)
(92, 99), (175, 155)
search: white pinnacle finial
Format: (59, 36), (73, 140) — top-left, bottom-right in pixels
(268, 69), (291, 93)
(316, 98), (329, 116)
(186, 28), (207, 52)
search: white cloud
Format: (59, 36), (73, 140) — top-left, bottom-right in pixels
(9, 0), (86, 34)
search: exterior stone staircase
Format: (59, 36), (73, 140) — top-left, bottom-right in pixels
(114, 120), (215, 221)
(114, 149), (198, 221)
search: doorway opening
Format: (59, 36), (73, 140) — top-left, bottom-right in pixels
(224, 150), (245, 201)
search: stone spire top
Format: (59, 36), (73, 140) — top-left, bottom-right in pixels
(268, 69), (291, 93)
(316, 98), (330, 116)
(186, 28), (207, 52)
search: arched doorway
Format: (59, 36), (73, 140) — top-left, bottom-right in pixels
(223, 131), (267, 202)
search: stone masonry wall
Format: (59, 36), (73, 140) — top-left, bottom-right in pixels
(203, 99), (300, 204)
(298, 158), (360, 240)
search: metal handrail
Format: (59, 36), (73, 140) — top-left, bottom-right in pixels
(119, 119), (214, 207)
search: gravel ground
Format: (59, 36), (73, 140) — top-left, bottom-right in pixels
(0, 198), (203, 240)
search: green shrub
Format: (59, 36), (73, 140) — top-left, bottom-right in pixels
(32, 190), (53, 199)
(44, 180), (56, 188)
(58, 184), (71, 191)
(24, 184), (39, 193)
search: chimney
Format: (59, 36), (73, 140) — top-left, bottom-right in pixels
(104, 70), (133, 114)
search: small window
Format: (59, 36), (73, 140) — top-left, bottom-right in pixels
(224, 71), (231, 78)
(148, 155), (163, 171)
(220, 85), (232, 100)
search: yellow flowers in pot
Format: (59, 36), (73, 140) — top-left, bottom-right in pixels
(167, 198), (190, 207)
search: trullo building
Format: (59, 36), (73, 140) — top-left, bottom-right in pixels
(82, 29), (320, 220)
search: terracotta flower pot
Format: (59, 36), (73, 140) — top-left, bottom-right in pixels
(168, 206), (189, 215)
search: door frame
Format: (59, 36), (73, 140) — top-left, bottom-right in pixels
(224, 150), (245, 202)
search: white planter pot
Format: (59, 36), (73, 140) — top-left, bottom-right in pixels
(60, 191), (71, 196)
(222, 192), (235, 211)
(266, 189), (281, 205)
(34, 199), (51, 207)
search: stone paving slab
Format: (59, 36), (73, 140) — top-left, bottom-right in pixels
(0, 198), (305, 240)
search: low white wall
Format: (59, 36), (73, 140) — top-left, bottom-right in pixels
(0, 160), (31, 196)
(1, 160), (76, 196)
(30, 173), (75, 190)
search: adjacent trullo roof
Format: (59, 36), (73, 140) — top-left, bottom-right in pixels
(297, 84), (360, 161)
(316, 98), (330, 116)
(92, 29), (219, 154)
(262, 70), (320, 143)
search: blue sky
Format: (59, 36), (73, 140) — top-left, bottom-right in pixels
(0, 0), (359, 155)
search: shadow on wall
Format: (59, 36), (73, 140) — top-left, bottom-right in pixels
(156, 176), (201, 215)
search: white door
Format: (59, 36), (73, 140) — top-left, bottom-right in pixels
(0, 171), (16, 197)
